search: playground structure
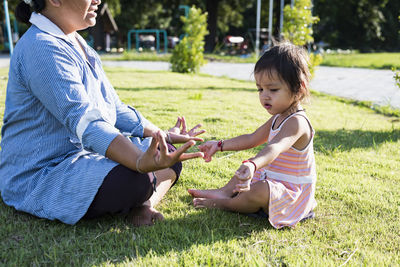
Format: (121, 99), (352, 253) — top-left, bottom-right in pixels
(126, 5), (189, 54)
(127, 29), (168, 53)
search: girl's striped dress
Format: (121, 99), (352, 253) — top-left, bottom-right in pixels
(251, 112), (317, 229)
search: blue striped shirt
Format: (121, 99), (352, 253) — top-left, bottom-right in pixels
(0, 13), (152, 224)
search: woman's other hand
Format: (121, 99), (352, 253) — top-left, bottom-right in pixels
(137, 131), (204, 173)
(167, 116), (205, 143)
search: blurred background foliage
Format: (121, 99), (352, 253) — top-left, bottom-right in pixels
(1, 0), (399, 52)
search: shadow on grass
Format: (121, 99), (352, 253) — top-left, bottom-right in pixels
(199, 128), (400, 156)
(1, 197), (289, 265)
(314, 128), (400, 153)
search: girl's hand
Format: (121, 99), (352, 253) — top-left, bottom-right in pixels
(168, 116), (205, 143)
(233, 162), (256, 193)
(137, 131), (204, 172)
(198, 140), (219, 162)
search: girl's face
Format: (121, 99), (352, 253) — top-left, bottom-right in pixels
(60, 0), (101, 32)
(255, 70), (297, 116)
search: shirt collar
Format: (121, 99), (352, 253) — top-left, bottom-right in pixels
(29, 12), (74, 44)
(29, 12), (96, 67)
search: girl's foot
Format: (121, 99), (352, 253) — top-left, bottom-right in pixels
(188, 188), (232, 199)
(129, 205), (164, 227)
(193, 198), (221, 209)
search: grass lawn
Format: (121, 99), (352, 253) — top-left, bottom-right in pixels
(102, 51), (400, 70)
(102, 51), (258, 64)
(0, 67), (399, 266)
(321, 52), (400, 70)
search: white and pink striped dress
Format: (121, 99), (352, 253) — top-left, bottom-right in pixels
(251, 112), (317, 229)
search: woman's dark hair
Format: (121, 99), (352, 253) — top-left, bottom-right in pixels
(254, 41), (311, 102)
(15, 0), (46, 24)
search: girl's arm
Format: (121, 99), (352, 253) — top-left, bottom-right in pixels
(199, 117), (273, 162)
(234, 116), (311, 192)
(222, 118), (273, 151)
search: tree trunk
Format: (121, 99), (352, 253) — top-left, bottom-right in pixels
(205, 0), (219, 52)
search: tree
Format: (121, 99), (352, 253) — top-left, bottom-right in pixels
(170, 6), (208, 73)
(282, 0), (319, 46)
(115, 0), (180, 45)
(313, 0), (390, 51)
(187, 0), (252, 52)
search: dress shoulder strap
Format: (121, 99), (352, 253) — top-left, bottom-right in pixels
(273, 110), (306, 130)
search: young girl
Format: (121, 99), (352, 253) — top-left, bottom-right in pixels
(188, 42), (317, 229)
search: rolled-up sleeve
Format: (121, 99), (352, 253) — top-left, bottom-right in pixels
(115, 102), (154, 137)
(27, 39), (120, 155)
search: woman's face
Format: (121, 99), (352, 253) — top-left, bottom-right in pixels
(61, 0), (101, 31)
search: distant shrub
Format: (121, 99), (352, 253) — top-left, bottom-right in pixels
(170, 6), (208, 73)
(283, 0), (321, 79)
(309, 53), (323, 78)
(282, 0), (319, 46)
(393, 68), (400, 89)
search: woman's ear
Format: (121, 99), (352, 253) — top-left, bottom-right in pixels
(301, 80), (308, 90)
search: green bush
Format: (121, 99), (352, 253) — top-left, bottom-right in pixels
(393, 68), (400, 89)
(283, 0), (321, 79)
(282, 0), (319, 46)
(170, 6), (208, 73)
(309, 53), (323, 78)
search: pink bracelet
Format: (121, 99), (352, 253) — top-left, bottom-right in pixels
(217, 139), (224, 152)
(242, 160), (257, 171)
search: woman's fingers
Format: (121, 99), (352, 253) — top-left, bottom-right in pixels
(188, 124), (204, 135)
(174, 117), (182, 128)
(171, 140), (204, 161)
(148, 131), (160, 152)
(178, 151), (205, 161)
(180, 116), (187, 134)
(188, 136), (204, 142)
(157, 130), (168, 156)
(173, 139), (195, 155)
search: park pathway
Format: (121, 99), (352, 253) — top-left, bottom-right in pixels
(1, 55), (399, 109)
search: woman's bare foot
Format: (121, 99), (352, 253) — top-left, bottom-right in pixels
(188, 188), (233, 199)
(129, 205), (164, 227)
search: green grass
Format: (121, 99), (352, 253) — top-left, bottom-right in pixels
(322, 52), (400, 70)
(101, 51), (172, 62)
(102, 51), (400, 70)
(0, 67), (399, 266)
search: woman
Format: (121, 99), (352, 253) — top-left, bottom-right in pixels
(0, 0), (204, 226)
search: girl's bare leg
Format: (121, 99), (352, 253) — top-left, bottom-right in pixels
(193, 181), (269, 214)
(130, 168), (177, 226)
(188, 176), (240, 199)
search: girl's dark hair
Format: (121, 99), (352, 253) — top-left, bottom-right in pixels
(15, 0), (46, 24)
(254, 41), (311, 102)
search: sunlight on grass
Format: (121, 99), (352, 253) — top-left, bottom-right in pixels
(322, 52), (400, 69)
(0, 67), (399, 265)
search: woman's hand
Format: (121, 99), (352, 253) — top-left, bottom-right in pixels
(198, 140), (219, 162)
(232, 162), (256, 193)
(137, 131), (204, 173)
(167, 116), (205, 144)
